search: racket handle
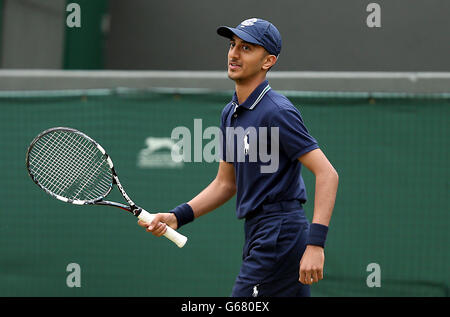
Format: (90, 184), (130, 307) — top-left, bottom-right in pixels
(138, 209), (188, 248)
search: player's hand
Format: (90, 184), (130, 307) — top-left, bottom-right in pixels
(299, 245), (325, 285)
(137, 212), (178, 237)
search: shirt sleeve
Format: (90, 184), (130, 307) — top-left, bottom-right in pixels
(270, 107), (319, 161)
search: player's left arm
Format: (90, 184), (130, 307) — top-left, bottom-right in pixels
(297, 148), (339, 285)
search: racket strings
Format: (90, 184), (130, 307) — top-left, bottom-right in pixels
(30, 131), (92, 197)
(57, 133), (112, 200)
(71, 156), (110, 199)
(51, 133), (102, 196)
(31, 132), (85, 191)
(28, 130), (113, 201)
(31, 132), (110, 200)
(30, 132), (76, 192)
(32, 132), (83, 187)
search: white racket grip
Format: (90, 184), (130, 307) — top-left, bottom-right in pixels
(138, 209), (188, 248)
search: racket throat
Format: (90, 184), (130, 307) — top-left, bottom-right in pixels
(112, 175), (136, 207)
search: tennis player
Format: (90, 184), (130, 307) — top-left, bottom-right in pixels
(139, 18), (339, 297)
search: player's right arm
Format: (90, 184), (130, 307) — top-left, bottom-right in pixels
(186, 160), (237, 218)
(138, 160), (236, 236)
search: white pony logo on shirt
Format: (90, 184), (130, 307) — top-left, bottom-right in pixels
(252, 284), (259, 297)
(244, 132), (250, 156)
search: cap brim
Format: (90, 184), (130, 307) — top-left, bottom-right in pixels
(217, 26), (264, 47)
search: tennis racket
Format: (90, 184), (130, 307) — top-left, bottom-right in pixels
(26, 127), (187, 248)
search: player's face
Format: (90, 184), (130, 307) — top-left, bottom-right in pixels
(227, 35), (271, 83)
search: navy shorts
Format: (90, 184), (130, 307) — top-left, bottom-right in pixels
(231, 200), (311, 297)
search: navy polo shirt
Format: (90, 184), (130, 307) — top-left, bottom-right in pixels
(220, 79), (319, 219)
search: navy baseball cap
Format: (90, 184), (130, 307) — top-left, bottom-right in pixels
(217, 18), (282, 57)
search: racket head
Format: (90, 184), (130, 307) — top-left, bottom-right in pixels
(26, 127), (114, 205)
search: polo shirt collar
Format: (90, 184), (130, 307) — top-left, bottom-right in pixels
(232, 80), (271, 110)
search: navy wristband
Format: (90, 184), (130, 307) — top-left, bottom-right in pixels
(170, 203), (194, 228)
(306, 223), (329, 248)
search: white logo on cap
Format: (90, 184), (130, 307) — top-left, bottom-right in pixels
(240, 18), (258, 27)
